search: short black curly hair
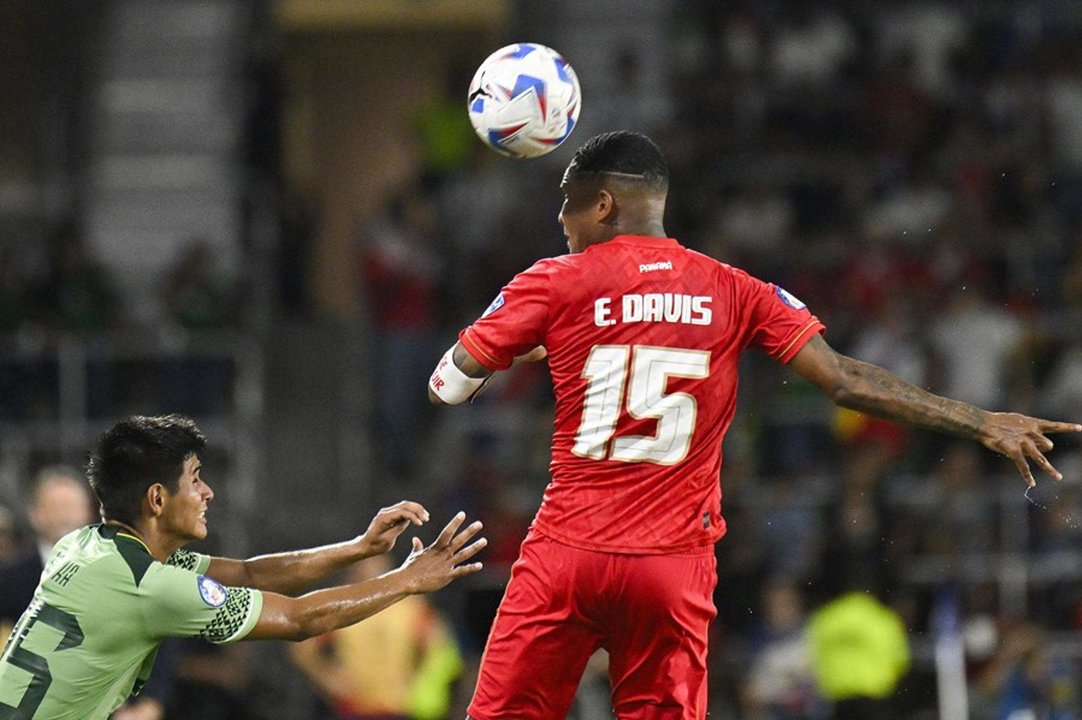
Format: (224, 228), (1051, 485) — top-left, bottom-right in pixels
(567, 131), (669, 190)
(87, 414), (206, 526)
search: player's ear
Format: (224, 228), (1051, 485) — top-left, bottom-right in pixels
(146, 484), (167, 517)
(596, 188), (616, 223)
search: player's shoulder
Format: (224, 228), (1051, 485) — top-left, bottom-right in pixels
(507, 254), (581, 292)
(678, 247), (761, 285)
(707, 254), (768, 288)
(35, 527), (145, 607)
(43, 525), (119, 576)
(131, 551), (219, 617)
(68, 524), (173, 592)
(680, 246), (738, 272)
(521, 254), (578, 275)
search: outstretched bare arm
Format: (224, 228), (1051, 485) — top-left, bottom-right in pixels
(206, 501), (430, 595)
(248, 512), (486, 641)
(789, 334), (1082, 486)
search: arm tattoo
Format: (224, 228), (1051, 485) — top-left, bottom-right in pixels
(838, 357), (985, 439)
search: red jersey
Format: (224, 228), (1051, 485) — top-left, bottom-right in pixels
(460, 235), (824, 553)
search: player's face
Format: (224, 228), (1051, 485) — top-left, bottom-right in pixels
(161, 454), (214, 542)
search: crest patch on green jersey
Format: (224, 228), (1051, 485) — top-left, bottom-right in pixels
(197, 575), (227, 607)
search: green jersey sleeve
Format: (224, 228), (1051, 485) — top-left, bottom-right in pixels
(139, 564), (262, 644)
(164, 548), (211, 574)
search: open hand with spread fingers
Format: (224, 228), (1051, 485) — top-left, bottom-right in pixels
(400, 512), (487, 594)
(979, 412), (1082, 487)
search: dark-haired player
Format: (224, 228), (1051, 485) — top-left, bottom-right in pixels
(428, 131), (1081, 719)
(0, 414), (486, 720)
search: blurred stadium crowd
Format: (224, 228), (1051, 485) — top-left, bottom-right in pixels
(3, 1), (1082, 718)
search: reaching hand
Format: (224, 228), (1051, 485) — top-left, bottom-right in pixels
(979, 412), (1082, 487)
(358, 501), (430, 557)
(400, 512), (486, 594)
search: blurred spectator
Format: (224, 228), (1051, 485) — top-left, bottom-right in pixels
(1042, 338), (1082, 420)
(929, 283), (1026, 409)
(921, 443), (999, 557)
(835, 239), (936, 326)
(876, 2), (968, 97)
(157, 240), (235, 416)
(769, 6), (856, 88)
(591, 43), (673, 137)
(713, 182), (794, 274)
(818, 453), (895, 599)
(22, 220), (124, 419)
(848, 293), (929, 388)
(1046, 42), (1082, 221)
(835, 293), (929, 461)
(743, 579), (827, 720)
(160, 239), (235, 332)
(435, 150), (525, 315)
(757, 480), (823, 582)
(721, 2), (767, 78)
(861, 52), (936, 164)
(358, 190), (444, 477)
(31, 219), (122, 336)
(290, 554), (463, 720)
(975, 622), (1082, 720)
(860, 171), (951, 242)
(808, 591), (910, 719)
(414, 62), (479, 187)
(0, 465), (94, 637)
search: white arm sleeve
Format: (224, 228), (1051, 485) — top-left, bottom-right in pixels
(429, 346), (487, 405)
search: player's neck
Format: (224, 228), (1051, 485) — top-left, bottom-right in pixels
(633, 220), (667, 238)
(613, 192), (666, 239)
(104, 518), (142, 539)
(104, 519), (153, 556)
(108, 518), (181, 562)
(609, 219), (667, 240)
(143, 527), (186, 563)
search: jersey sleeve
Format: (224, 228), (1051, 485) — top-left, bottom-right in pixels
(459, 260), (551, 371)
(165, 548), (211, 574)
(739, 273), (825, 362)
(139, 564), (263, 644)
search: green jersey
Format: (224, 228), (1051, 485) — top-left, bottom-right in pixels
(0, 525), (263, 720)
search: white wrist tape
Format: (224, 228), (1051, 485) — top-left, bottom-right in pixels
(429, 346), (486, 405)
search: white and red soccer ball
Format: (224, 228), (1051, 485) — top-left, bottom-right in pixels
(467, 43), (582, 159)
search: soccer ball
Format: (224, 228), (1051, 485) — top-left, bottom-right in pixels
(467, 43), (582, 159)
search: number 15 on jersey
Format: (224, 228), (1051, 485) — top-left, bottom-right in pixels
(572, 345), (710, 466)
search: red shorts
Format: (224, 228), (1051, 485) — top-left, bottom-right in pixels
(468, 530), (718, 720)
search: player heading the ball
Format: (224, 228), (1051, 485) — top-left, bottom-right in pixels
(428, 130), (1081, 719)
